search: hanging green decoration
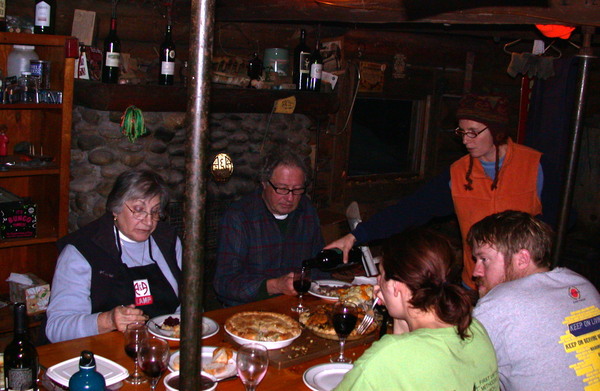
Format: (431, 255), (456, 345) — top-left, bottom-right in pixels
(120, 105), (146, 142)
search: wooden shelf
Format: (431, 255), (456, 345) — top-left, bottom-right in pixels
(0, 103), (63, 110)
(0, 167), (60, 178)
(0, 32), (73, 47)
(73, 80), (339, 116)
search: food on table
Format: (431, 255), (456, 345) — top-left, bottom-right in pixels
(160, 316), (181, 338)
(171, 347), (236, 377)
(315, 284), (373, 304)
(225, 311), (301, 342)
(299, 304), (378, 340)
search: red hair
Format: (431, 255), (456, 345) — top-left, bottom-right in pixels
(381, 228), (474, 339)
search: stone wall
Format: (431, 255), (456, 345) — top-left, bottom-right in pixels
(69, 105), (315, 233)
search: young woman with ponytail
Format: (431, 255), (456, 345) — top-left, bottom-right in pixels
(335, 228), (499, 391)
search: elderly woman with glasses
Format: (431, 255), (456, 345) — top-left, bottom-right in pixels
(326, 94), (544, 290)
(46, 169), (182, 343)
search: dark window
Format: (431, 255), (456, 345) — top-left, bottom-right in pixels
(348, 98), (425, 177)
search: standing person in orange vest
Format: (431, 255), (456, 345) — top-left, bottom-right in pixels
(325, 94), (543, 289)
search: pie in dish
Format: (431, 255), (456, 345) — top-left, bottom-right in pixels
(299, 304), (378, 341)
(225, 311), (302, 342)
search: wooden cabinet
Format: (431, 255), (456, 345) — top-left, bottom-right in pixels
(0, 33), (75, 295)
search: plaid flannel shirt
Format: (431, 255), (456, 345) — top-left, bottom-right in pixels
(213, 190), (325, 306)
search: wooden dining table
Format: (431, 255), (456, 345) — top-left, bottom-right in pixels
(38, 294), (376, 391)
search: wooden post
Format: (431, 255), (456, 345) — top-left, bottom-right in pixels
(180, 0), (216, 390)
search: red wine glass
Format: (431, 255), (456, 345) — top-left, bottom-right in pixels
(123, 321), (148, 384)
(291, 267), (311, 313)
(137, 336), (169, 391)
(331, 301), (358, 363)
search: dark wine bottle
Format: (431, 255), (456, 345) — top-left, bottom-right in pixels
(302, 248), (362, 271)
(68, 351), (106, 391)
(102, 16), (121, 84)
(293, 29), (311, 90)
(159, 24), (176, 85)
(34, 0), (56, 35)
(308, 40), (323, 92)
(4, 303), (39, 391)
(0, 0), (7, 33)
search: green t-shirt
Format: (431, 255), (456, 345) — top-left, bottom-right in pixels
(334, 319), (499, 391)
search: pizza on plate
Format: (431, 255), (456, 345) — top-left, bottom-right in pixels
(299, 304), (378, 340)
(314, 284), (374, 304)
(225, 311), (301, 342)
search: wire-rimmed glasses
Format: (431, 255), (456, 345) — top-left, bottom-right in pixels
(454, 126), (488, 138)
(124, 203), (163, 221)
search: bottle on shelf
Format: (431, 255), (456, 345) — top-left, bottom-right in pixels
(102, 9), (121, 84)
(308, 40), (323, 92)
(159, 24), (176, 85)
(34, 0), (56, 35)
(68, 351), (106, 391)
(302, 248), (363, 272)
(0, 0), (7, 32)
(247, 52), (263, 81)
(4, 303), (39, 391)
(293, 29), (311, 90)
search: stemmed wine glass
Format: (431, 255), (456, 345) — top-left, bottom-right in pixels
(331, 301), (358, 363)
(291, 267), (312, 313)
(137, 336), (170, 391)
(123, 321), (148, 384)
(236, 343), (269, 391)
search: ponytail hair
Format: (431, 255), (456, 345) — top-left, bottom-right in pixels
(381, 228), (474, 339)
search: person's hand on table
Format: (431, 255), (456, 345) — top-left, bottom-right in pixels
(324, 233), (356, 264)
(266, 272), (296, 296)
(97, 304), (148, 334)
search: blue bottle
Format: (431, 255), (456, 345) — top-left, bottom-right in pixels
(68, 351), (106, 391)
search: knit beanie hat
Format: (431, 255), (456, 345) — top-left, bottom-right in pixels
(456, 94), (510, 144)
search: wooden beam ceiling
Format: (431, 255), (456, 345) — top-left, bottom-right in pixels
(215, 0), (600, 27)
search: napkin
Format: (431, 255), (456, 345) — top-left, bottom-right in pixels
(6, 273), (34, 285)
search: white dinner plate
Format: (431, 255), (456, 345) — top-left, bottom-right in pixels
(46, 354), (129, 387)
(168, 347), (237, 380)
(303, 363), (353, 391)
(308, 280), (352, 301)
(148, 314), (219, 341)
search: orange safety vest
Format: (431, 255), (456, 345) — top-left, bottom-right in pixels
(450, 139), (542, 288)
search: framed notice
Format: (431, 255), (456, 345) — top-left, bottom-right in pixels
(358, 61), (386, 92)
(321, 37), (344, 72)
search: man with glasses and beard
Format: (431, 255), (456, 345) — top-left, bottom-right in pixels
(214, 147), (327, 306)
(469, 210), (600, 391)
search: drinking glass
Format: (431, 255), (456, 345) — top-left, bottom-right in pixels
(137, 336), (169, 391)
(123, 321), (148, 384)
(236, 343), (269, 391)
(291, 267), (312, 313)
(331, 301), (358, 363)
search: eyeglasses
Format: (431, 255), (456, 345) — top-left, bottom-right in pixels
(124, 203), (163, 221)
(267, 180), (306, 195)
(454, 126), (489, 139)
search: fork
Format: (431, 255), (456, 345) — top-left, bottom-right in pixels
(357, 297), (379, 334)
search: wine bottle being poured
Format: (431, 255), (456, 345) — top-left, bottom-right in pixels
(302, 248), (363, 272)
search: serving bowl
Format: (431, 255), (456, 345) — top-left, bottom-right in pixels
(224, 326), (300, 350)
(164, 371), (217, 391)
